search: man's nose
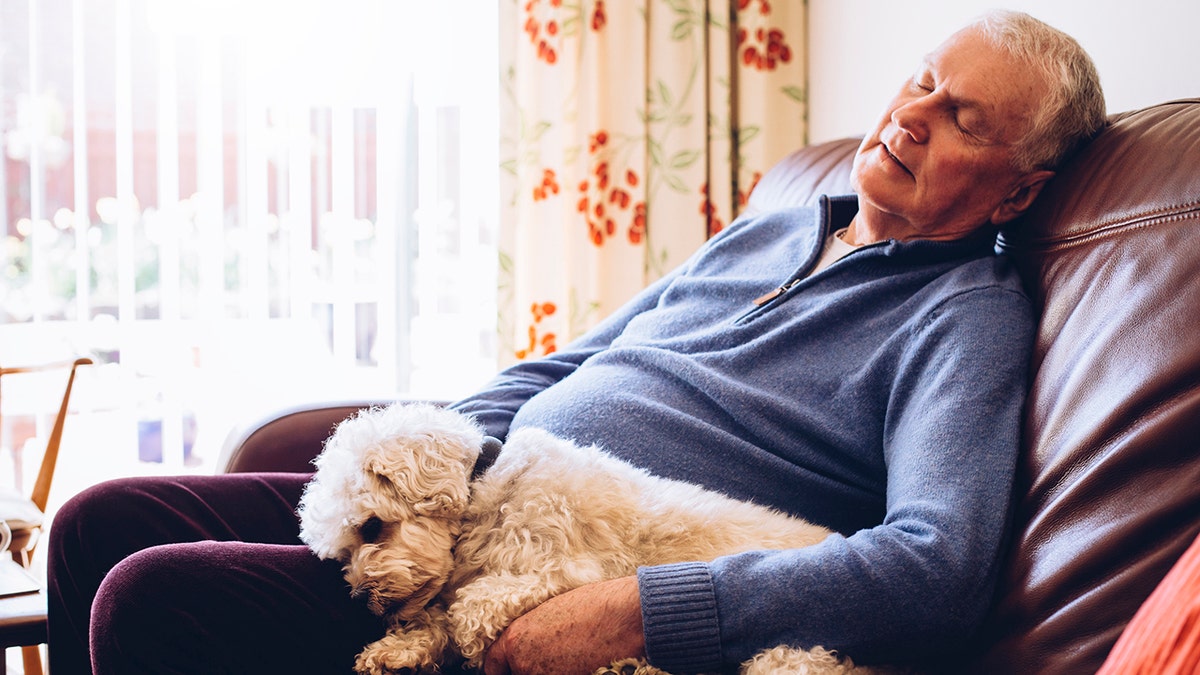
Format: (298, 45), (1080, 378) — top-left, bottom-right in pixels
(891, 97), (931, 144)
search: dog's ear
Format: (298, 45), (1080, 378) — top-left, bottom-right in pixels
(412, 485), (469, 518)
(364, 454), (470, 519)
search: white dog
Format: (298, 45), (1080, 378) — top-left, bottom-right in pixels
(298, 403), (893, 675)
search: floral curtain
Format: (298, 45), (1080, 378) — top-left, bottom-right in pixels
(497, 0), (807, 365)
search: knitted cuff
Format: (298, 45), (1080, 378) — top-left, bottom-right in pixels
(637, 562), (723, 674)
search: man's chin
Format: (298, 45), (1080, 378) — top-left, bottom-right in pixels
(851, 166), (908, 209)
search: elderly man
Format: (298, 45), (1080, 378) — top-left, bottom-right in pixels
(477, 12), (1104, 674)
(48, 10), (1105, 675)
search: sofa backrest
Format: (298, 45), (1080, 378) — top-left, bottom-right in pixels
(746, 99), (1200, 673)
(977, 98), (1200, 673)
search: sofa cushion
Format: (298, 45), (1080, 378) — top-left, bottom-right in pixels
(1095, 531), (1200, 675)
(745, 137), (858, 214)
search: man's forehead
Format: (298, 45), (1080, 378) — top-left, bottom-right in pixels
(920, 31), (1045, 125)
(916, 55), (998, 114)
(934, 26), (1045, 82)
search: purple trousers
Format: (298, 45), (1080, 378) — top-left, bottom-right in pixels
(46, 472), (386, 674)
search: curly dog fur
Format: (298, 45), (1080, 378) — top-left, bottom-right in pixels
(298, 403), (892, 674)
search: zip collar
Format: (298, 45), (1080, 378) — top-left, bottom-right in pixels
(819, 194), (999, 263)
(752, 195), (1000, 308)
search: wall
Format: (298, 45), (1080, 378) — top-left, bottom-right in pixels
(808, 0), (1200, 142)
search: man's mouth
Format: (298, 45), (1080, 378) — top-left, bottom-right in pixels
(883, 144), (914, 177)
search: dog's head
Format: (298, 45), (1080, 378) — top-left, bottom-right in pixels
(297, 403), (484, 617)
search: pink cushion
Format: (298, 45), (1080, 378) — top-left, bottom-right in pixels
(1097, 531), (1200, 675)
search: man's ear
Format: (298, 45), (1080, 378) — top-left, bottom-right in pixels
(990, 169), (1055, 225)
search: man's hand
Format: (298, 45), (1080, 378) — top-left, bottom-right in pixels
(482, 575), (646, 675)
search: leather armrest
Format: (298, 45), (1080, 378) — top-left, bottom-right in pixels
(217, 399), (447, 474)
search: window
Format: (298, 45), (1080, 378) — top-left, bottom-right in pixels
(0, 0), (499, 483)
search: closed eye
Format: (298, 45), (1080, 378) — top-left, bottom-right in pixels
(360, 516), (384, 543)
(954, 108), (994, 143)
(911, 64), (935, 94)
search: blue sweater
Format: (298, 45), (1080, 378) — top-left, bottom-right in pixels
(450, 195), (1034, 670)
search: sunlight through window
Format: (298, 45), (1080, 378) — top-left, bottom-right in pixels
(0, 0), (499, 493)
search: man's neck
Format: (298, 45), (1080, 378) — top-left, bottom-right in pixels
(845, 209), (994, 245)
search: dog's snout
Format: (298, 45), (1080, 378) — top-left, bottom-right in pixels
(360, 516), (384, 543)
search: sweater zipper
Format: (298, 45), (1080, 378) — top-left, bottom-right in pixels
(752, 278), (802, 306)
(750, 241), (885, 309)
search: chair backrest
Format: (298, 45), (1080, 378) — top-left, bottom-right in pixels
(0, 357), (92, 512)
(218, 399), (398, 473)
(745, 99), (1200, 673)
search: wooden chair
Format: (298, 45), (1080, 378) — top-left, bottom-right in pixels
(0, 357), (92, 675)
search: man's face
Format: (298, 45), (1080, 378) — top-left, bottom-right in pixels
(850, 26), (1051, 240)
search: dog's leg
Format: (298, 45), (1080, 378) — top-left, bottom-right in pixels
(447, 572), (575, 668)
(354, 604), (452, 675)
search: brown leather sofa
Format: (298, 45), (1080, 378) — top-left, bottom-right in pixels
(219, 99), (1200, 673)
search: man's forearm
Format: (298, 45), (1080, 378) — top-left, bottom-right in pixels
(483, 576), (645, 675)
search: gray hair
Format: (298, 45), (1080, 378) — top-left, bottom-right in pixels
(974, 10), (1107, 172)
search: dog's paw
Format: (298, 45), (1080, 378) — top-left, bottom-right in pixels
(354, 631), (444, 675)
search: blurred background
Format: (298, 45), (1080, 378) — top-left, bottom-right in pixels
(0, 0), (500, 516)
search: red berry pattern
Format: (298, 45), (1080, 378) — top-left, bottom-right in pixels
(577, 130), (646, 247)
(524, 0), (607, 65)
(523, 0), (563, 64)
(532, 168), (560, 202)
(700, 170), (762, 236)
(515, 301), (558, 359)
(735, 1), (792, 72)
